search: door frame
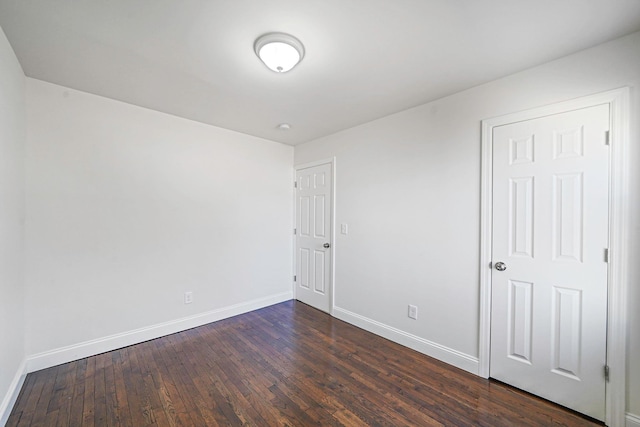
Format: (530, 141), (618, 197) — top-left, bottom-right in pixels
(478, 88), (630, 427)
(293, 158), (337, 314)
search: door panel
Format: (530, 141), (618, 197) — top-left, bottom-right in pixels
(507, 279), (533, 364)
(296, 163), (332, 313)
(490, 104), (609, 421)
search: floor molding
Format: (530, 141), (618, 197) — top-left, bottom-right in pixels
(627, 413), (640, 427)
(0, 359), (27, 427)
(332, 306), (479, 375)
(26, 292), (293, 373)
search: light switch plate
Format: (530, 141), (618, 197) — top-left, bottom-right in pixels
(408, 304), (418, 320)
(184, 291), (193, 304)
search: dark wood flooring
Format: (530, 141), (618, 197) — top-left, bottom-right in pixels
(8, 300), (602, 426)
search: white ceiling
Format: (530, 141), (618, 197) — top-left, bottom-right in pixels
(1, 1), (640, 145)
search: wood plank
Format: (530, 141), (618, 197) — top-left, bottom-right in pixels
(28, 365), (59, 426)
(92, 354), (108, 427)
(67, 358), (88, 427)
(110, 349), (133, 427)
(81, 355), (96, 427)
(149, 336), (202, 426)
(12, 367), (55, 426)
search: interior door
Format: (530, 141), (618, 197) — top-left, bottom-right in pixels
(490, 104), (610, 421)
(295, 162), (332, 313)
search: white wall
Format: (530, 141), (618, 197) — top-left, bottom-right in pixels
(25, 79), (293, 358)
(295, 31), (640, 417)
(0, 25), (26, 423)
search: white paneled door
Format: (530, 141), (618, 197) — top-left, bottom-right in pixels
(295, 162), (332, 313)
(490, 104), (610, 421)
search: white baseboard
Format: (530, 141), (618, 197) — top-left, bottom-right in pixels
(0, 359), (27, 427)
(332, 306), (479, 375)
(627, 412), (640, 427)
(26, 292), (292, 373)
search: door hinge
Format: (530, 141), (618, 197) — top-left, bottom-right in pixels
(604, 248), (609, 263)
(604, 365), (610, 382)
(294, 181), (298, 188)
(293, 275), (297, 282)
(605, 130), (610, 146)
(294, 228), (297, 235)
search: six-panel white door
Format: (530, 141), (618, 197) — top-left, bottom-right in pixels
(490, 104), (610, 421)
(295, 163), (332, 313)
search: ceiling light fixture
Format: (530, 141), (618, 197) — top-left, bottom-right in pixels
(254, 32), (304, 73)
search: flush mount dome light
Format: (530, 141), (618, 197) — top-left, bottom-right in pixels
(254, 32), (305, 73)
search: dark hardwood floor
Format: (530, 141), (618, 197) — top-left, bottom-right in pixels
(8, 301), (602, 426)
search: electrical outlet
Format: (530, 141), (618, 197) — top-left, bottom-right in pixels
(184, 291), (193, 304)
(408, 304), (418, 320)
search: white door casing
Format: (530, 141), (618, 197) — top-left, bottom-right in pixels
(295, 161), (333, 313)
(479, 88), (630, 427)
(490, 104), (609, 420)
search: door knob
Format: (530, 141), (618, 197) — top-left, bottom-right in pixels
(494, 262), (507, 271)
(323, 243), (330, 248)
